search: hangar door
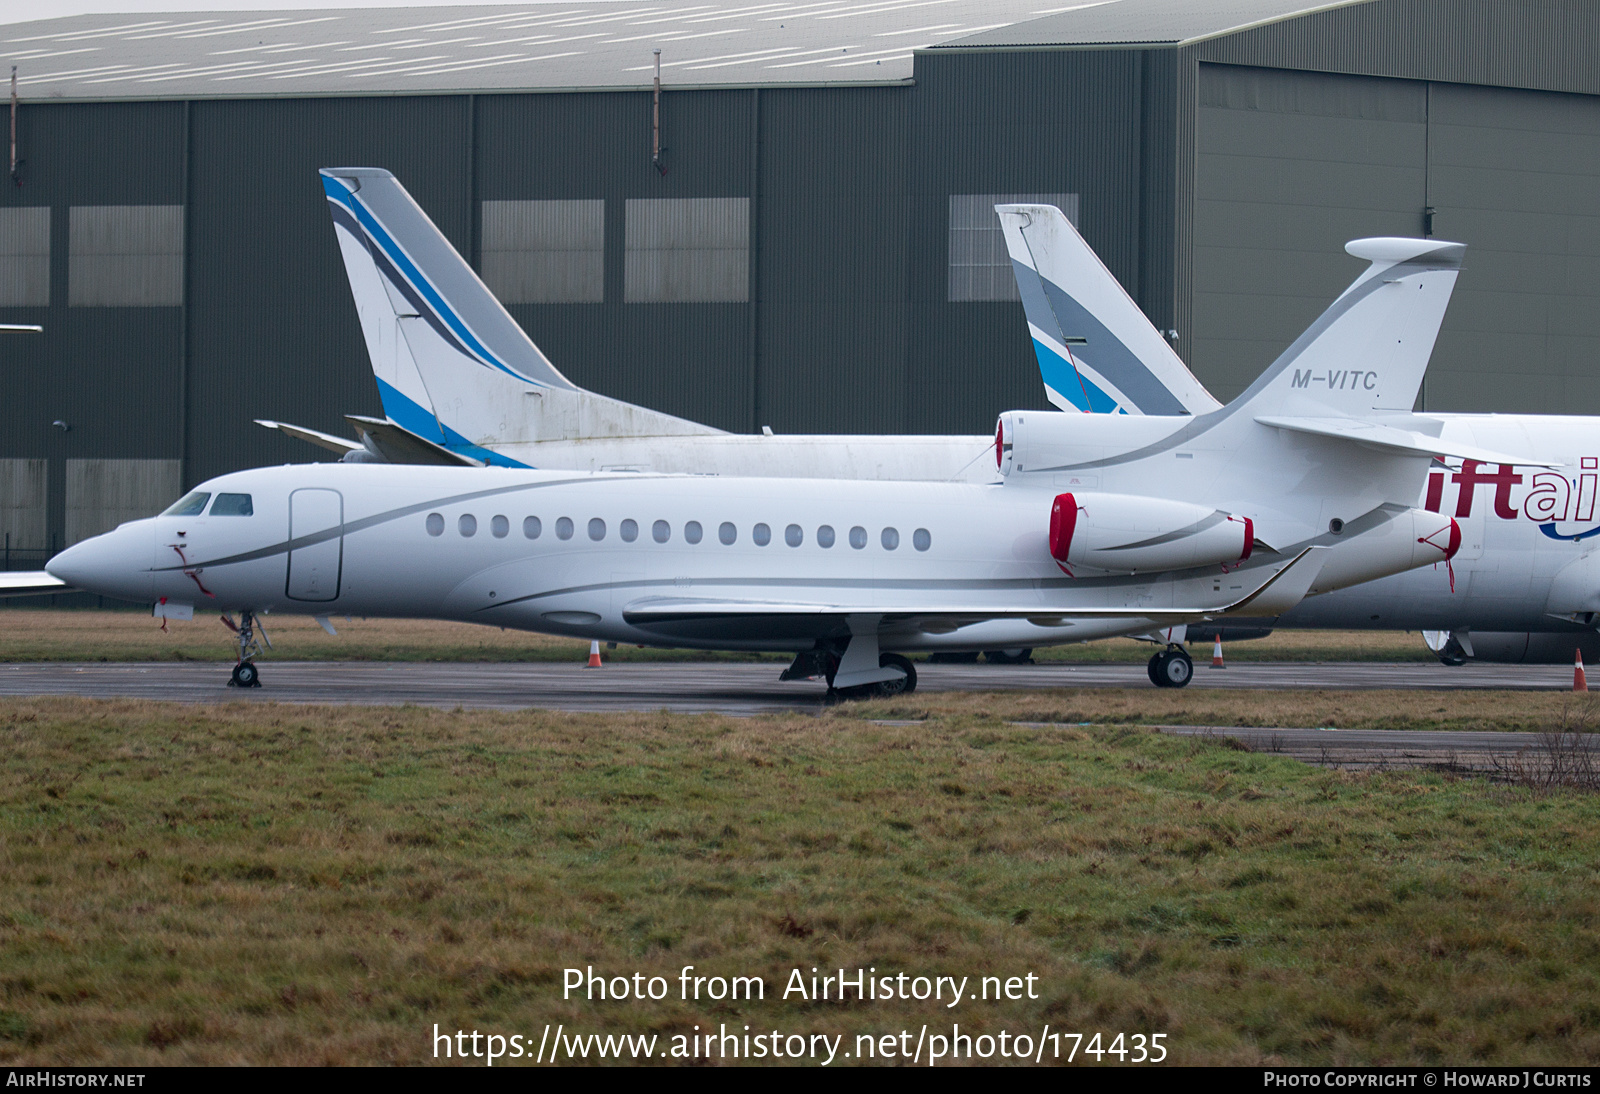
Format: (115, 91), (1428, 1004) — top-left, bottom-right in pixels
(1193, 64), (1600, 415)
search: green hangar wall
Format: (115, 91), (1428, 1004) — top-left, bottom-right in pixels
(5, 0), (1600, 565)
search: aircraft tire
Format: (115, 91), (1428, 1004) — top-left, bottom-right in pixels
(231, 661), (261, 688)
(1153, 649), (1193, 689)
(1147, 653), (1165, 686)
(876, 653), (917, 696)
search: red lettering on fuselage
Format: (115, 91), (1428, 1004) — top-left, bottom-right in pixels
(1451, 461), (1523, 520)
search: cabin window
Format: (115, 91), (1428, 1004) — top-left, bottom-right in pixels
(621, 519), (639, 542)
(719, 521), (737, 545)
(210, 493), (253, 517)
(163, 491), (210, 517)
(785, 523), (802, 547)
(913, 527), (931, 552)
(652, 520), (670, 543)
(524, 516), (541, 539)
(881, 527), (899, 550)
(490, 515), (509, 538)
(817, 524), (835, 548)
(685, 521), (703, 544)
(426, 512), (444, 537)
(589, 517), (606, 541)
(459, 514), (477, 537)
(849, 525), (867, 550)
(752, 522), (771, 546)
(556, 517), (574, 540)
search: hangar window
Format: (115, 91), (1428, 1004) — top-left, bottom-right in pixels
(480, 199), (604, 304)
(69, 204), (184, 307)
(524, 516), (541, 539)
(625, 198), (749, 303)
(948, 193), (1079, 302)
(0, 207), (50, 307)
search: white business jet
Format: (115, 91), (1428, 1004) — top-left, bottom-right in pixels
(1002, 202), (1600, 666)
(44, 234), (1471, 692)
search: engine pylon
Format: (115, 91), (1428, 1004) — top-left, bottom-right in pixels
(587, 640), (603, 668)
(1212, 636), (1225, 669)
(1576, 648), (1588, 693)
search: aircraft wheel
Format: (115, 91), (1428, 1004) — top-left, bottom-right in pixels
(1436, 637), (1469, 667)
(875, 653), (917, 696)
(231, 661), (261, 688)
(983, 648), (1033, 665)
(1147, 653), (1165, 686)
(1153, 649), (1193, 689)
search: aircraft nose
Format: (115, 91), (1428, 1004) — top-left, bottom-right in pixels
(46, 522), (155, 602)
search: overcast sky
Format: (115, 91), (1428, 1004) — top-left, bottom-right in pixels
(0, 1), (579, 28)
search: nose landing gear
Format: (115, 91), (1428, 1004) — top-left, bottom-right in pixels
(222, 610), (269, 688)
(1147, 644), (1194, 688)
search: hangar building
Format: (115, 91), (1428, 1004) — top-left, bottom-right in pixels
(3, 0), (1600, 564)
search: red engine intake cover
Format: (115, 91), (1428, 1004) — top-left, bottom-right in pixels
(1049, 493), (1077, 562)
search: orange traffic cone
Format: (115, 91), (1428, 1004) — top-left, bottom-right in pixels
(586, 639), (603, 668)
(1212, 635), (1225, 669)
(1576, 649), (1588, 692)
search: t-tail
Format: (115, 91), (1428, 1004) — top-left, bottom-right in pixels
(996, 203), (1221, 417)
(318, 167), (718, 466)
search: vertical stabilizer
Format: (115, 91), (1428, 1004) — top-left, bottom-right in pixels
(321, 168), (719, 462)
(997, 203), (1221, 416)
(1227, 237), (1465, 419)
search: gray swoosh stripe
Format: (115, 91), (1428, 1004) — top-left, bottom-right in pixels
(1098, 511), (1228, 552)
(153, 475), (597, 572)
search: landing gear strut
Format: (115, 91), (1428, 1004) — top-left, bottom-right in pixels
(225, 610), (268, 688)
(1147, 645), (1194, 688)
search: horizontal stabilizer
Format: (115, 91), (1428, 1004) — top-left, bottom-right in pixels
(0, 571), (71, 597)
(1255, 416), (1554, 467)
(255, 419), (363, 456)
(345, 415), (483, 467)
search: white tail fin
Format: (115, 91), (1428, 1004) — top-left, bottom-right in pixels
(1228, 237), (1465, 419)
(321, 167), (718, 466)
(996, 203), (1221, 416)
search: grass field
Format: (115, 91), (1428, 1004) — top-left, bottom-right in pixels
(3, 694), (1598, 1066)
(0, 609), (1435, 664)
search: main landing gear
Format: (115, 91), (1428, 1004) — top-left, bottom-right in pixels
(1147, 645), (1194, 689)
(223, 610), (269, 688)
(782, 649), (918, 700)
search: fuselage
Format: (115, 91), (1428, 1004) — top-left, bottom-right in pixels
(45, 462), (1441, 655)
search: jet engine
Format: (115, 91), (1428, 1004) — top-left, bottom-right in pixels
(1048, 492), (1253, 574)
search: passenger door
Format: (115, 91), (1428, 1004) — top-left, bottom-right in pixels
(286, 488), (343, 602)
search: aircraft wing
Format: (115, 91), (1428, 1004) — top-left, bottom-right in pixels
(0, 571), (71, 597)
(1255, 416), (1555, 467)
(622, 548), (1324, 631)
(255, 419), (364, 456)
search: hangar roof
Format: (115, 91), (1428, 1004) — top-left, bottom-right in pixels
(0, 0), (1062, 100)
(933, 0), (1374, 49)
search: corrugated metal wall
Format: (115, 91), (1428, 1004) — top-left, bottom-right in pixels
(907, 48), (1161, 435)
